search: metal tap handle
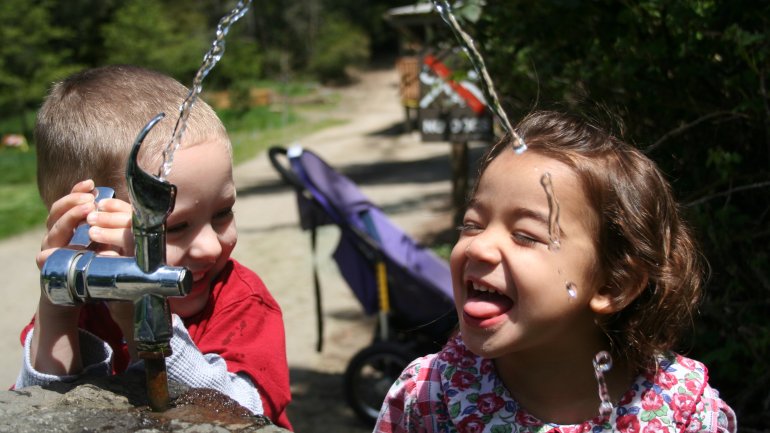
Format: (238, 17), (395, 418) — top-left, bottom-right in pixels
(69, 187), (116, 248)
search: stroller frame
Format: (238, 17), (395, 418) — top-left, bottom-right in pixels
(269, 145), (457, 425)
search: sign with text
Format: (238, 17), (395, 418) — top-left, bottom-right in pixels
(418, 52), (493, 142)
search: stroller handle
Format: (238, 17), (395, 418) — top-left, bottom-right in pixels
(268, 146), (305, 191)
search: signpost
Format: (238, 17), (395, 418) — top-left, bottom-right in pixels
(418, 50), (493, 225)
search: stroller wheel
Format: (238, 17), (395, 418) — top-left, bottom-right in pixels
(343, 342), (416, 426)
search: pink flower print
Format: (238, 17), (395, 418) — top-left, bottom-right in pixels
(616, 414), (641, 433)
(685, 379), (700, 395)
(676, 355), (697, 370)
(671, 393), (695, 422)
(456, 414), (484, 433)
(450, 371), (477, 390)
(641, 389), (664, 411)
(459, 355), (477, 369)
(440, 340), (466, 363)
(480, 359), (494, 375)
(685, 417), (702, 432)
(619, 389), (636, 406)
(476, 393), (505, 414)
(657, 371), (678, 389)
(642, 418), (667, 433)
(515, 410), (541, 427)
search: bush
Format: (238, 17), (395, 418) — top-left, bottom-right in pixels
(308, 14), (370, 84)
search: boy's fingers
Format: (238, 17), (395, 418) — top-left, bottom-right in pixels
(87, 209), (132, 229)
(70, 179), (95, 194)
(88, 227), (135, 255)
(46, 193), (96, 230)
(97, 198), (132, 213)
(45, 180), (96, 230)
(36, 248), (55, 270)
(42, 202), (95, 250)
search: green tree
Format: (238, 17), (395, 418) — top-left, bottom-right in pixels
(0, 0), (80, 136)
(308, 13), (370, 83)
(101, 0), (208, 80)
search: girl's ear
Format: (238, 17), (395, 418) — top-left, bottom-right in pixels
(590, 273), (649, 315)
(589, 287), (616, 314)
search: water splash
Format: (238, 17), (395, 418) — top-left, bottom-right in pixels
(158, 0), (253, 180)
(431, 0), (526, 153)
(566, 282), (577, 300)
(593, 351), (615, 420)
(540, 173), (561, 250)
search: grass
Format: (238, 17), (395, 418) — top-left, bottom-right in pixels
(0, 147), (48, 238)
(0, 83), (344, 241)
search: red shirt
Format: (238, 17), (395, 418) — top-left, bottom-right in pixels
(21, 259), (292, 430)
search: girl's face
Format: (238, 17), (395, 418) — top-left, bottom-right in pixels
(163, 137), (237, 318)
(450, 150), (607, 360)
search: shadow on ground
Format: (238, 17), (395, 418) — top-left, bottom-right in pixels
(287, 367), (372, 433)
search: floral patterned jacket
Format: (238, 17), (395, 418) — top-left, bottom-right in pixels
(374, 336), (736, 433)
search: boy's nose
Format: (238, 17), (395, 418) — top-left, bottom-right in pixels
(189, 224), (222, 261)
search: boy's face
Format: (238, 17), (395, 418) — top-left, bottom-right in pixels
(162, 137), (236, 318)
(450, 150), (606, 360)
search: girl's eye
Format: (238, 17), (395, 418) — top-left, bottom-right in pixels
(512, 233), (538, 247)
(457, 223), (482, 234)
(167, 222), (188, 234)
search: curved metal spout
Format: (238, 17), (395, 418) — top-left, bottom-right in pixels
(127, 113), (176, 274)
(126, 113), (188, 411)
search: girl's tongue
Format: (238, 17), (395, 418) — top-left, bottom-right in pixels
(464, 290), (514, 319)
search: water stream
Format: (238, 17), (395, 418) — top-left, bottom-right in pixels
(158, 0), (253, 180)
(431, 0), (526, 153)
(593, 351), (615, 419)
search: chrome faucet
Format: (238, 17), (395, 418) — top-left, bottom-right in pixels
(41, 113), (190, 411)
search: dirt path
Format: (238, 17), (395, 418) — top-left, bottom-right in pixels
(0, 67), (459, 432)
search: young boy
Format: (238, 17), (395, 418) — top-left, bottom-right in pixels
(15, 65), (293, 430)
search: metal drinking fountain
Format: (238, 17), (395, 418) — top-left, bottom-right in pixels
(41, 113), (190, 411)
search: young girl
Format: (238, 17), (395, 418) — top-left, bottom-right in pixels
(374, 111), (736, 432)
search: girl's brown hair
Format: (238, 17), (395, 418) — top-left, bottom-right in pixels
(474, 110), (704, 373)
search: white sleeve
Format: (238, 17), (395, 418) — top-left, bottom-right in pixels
(14, 327), (113, 389)
(162, 314), (264, 416)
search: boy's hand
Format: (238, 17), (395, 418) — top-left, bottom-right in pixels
(37, 179), (135, 270)
(37, 180), (98, 270)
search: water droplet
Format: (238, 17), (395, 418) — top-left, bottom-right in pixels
(566, 282), (577, 300)
(539, 173), (561, 250)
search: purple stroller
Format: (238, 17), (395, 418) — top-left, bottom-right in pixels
(269, 145), (457, 424)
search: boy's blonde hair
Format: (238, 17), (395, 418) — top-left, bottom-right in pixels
(35, 64), (229, 207)
(474, 111), (703, 373)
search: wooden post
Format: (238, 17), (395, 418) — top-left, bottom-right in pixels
(450, 140), (469, 228)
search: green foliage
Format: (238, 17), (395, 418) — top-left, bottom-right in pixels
(213, 38), (263, 88)
(308, 14), (371, 83)
(0, 0), (81, 133)
(0, 148), (46, 238)
(101, 0), (207, 79)
(475, 0), (769, 426)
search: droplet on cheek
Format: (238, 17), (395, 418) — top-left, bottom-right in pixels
(566, 282), (577, 300)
